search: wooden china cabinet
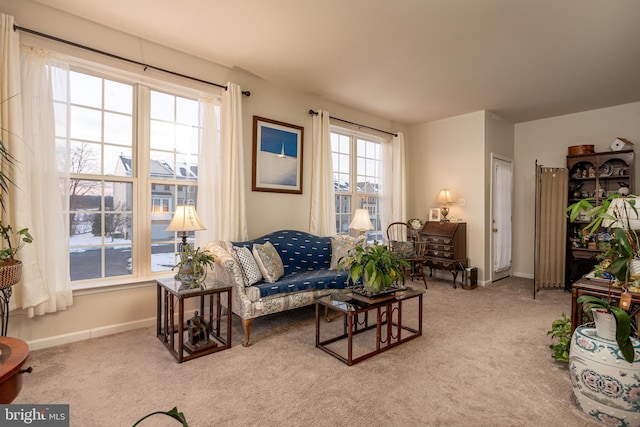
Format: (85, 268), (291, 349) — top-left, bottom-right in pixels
(566, 149), (634, 286)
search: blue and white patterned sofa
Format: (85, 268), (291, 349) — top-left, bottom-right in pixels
(206, 230), (352, 346)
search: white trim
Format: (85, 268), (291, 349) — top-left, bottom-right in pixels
(26, 317), (156, 351)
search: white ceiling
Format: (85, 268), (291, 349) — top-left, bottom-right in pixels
(30, 0), (640, 125)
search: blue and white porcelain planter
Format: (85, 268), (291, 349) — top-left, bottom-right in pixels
(570, 327), (640, 427)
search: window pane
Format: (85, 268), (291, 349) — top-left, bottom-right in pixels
(70, 105), (102, 142)
(70, 141), (101, 175)
(70, 71), (101, 108)
(105, 245), (132, 277)
(176, 97), (199, 126)
(150, 91), (175, 121)
(150, 120), (176, 151)
(104, 112), (132, 146)
(104, 80), (133, 114)
(106, 146), (133, 177)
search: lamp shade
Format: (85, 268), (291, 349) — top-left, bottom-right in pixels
(437, 188), (452, 205)
(165, 205), (206, 232)
(349, 208), (374, 231)
(602, 197), (640, 230)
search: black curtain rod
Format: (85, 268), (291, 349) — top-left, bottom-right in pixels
(308, 109), (397, 137)
(13, 24), (251, 97)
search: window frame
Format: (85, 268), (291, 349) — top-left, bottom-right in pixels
(331, 126), (385, 242)
(52, 58), (221, 290)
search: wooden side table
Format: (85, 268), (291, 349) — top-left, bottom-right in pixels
(0, 337), (31, 403)
(571, 278), (640, 333)
(156, 277), (232, 363)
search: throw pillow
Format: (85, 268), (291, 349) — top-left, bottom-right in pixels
(233, 246), (263, 286)
(252, 241), (284, 283)
(330, 235), (365, 270)
(391, 240), (415, 258)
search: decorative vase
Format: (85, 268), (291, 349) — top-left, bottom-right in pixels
(592, 308), (617, 341)
(0, 259), (22, 290)
(570, 327), (640, 427)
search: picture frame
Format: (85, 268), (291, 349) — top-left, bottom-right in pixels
(429, 208), (441, 222)
(252, 116), (304, 194)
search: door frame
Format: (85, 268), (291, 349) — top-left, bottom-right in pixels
(490, 153), (514, 282)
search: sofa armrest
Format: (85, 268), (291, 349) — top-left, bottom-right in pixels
(204, 241), (253, 319)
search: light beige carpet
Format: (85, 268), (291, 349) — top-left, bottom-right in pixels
(14, 277), (600, 427)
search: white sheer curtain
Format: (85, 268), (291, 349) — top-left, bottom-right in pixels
(0, 13), (72, 317)
(219, 83), (247, 241)
(196, 98), (222, 245)
(494, 158), (513, 273)
(309, 110), (336, 236)
(381, 132), (406, 235)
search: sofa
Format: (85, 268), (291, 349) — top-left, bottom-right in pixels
(205, 230), (360, 346)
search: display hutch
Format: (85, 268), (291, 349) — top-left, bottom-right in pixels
(566, 149), (635, 285)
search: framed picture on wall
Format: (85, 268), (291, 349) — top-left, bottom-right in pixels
(429, 208), (441, 222)
(252, 116), (304, 194)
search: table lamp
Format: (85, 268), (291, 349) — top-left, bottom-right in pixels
(437, 188), (452, 222)
(349, 208), (374, 238)
(165, 204), (206, 250)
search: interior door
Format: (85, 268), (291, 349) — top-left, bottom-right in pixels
(491, 155), (513, 281)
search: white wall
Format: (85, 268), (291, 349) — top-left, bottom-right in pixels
(513, 102), (640, 278)
(407, 111), (487, 281)
(2, 0), (407, 346)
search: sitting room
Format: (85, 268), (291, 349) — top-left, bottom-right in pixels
(0, 1), (639, 426)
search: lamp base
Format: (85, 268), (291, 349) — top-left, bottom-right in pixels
(440, 206), (450, 222)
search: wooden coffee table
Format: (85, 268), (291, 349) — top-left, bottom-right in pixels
(315, 287), (424, 365)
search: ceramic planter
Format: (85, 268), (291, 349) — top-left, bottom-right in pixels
(570, 327), (640, 427)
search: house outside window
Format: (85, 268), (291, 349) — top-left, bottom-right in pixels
(331, 129), (383, 241)
(54, 66), (217, 287)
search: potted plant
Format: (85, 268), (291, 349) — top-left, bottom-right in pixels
(568, 194), (636, 363)
(173, 245), (215, 287)
(0, 139), (32, 290)
(547, 312), (572, 363)
(339, 243), (409, 295)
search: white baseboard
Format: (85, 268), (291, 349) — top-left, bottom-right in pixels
(27, 317), (156, 351)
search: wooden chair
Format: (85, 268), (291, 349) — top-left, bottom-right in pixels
(386, 222), (428, 288)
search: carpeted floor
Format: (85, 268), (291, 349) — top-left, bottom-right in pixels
(15, 276), (600, 427)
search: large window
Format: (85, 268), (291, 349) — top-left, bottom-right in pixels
(331, 129), (383, 241)
(54, 67), (217, 286)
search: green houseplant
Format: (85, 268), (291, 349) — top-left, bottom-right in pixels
(173, 245), (215, 287)
(547, 312), (572, 362)
(568, 194), (637, 363)
(339, 243), (409, 294)
(0, 139), (32, 289)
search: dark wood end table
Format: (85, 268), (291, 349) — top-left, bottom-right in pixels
(156, 277), (232, 363)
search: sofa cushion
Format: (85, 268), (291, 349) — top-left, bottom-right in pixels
(253, 241), (284, 283)
(233, 245), (262, 286)
(251, 268), (351, 299)
(329, 235), (365, 270)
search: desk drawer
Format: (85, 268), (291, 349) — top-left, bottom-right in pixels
(425, 236), (453, 245)
(426, 250), (454, 259)
(427, 243), (453, 252)
(425, 258), (456, 270)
